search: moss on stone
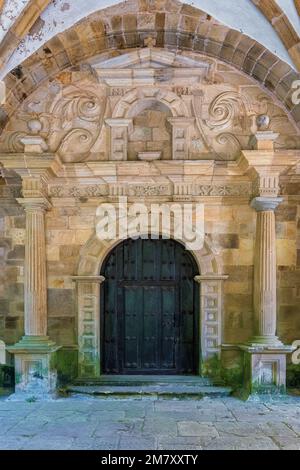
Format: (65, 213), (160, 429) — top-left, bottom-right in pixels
(0, 364), (14, 387)
(201, 354), (243, 390)
(287, 364), (300, 388)
(56, 348), (78, 385)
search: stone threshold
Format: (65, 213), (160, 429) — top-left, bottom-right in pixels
(66, 375), (232, 399)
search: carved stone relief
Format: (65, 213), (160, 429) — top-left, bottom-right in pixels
(0, 52), (299, 163)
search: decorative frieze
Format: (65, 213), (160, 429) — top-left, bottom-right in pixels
(49, 184), (109, 198)
(48, 182), (251, 199)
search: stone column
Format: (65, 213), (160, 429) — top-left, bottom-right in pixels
(241, 194), (293, 395)
(23, 199), (49, 337)
(250, 196), (283, 346)
(237, 133), (299, 395)
(7, 197), (60, 398)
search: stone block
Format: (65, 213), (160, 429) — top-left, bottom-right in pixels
(46, 216), (68, 230)
(12, 216), (25, 229)
(152, 127), (170, 141)
(46, 246), (60, 262)
(47, 277), (73, 289)
(224, 281), (252, 295)
(59, 245), (81, 262)
(48, 317), (76, 346)
(69, 215), (95, 230)
(75, 229), (94, 245)
(215, 234), (239, 249)
(48, 289), (75, 317)
(129, 127), (152, 142)
(7, 245), (25, 260)
(47, 261), (77, 276)
(47, 230), (76, 246)
(276, 239), (296, 266)
(276, 205), (297, 222)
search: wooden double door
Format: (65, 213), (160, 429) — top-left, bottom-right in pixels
(101, 238), (199, 374)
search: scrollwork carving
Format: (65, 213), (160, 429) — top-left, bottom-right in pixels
(47, 87), (106, 163)
(205, 91), (251, 131)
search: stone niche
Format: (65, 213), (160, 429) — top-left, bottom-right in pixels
(127, 100), (172, 160)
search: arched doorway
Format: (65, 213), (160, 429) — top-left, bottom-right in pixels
(101, 237), (199, 375)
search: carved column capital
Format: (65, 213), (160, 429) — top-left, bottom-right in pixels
(251, 131), (279, 151)
(238, 150), (300, 198)
(17, 197), (52, 212)
(251, 196), (283, 212)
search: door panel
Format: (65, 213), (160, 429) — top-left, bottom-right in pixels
(142, 286), (160, 370)
(101, 238), (199, 374)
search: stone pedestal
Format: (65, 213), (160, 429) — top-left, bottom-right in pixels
(7, 198), (60, 399)
(243, 196), (294, 394)
(7, 336), (59, 398)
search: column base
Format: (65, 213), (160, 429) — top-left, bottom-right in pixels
(239, 344), (295, 397)
(244, 335), (285, 348)
(6, 336), (61, 400)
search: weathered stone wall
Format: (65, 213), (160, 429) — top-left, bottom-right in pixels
(0, 193), (299, 378)
(0, 197), (298, 348)
(0, 199), (25, 346)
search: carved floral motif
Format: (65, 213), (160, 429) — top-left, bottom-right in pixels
(48, 183), (250, 198)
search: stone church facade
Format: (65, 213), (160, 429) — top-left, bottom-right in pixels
(0, 0), (300, 397)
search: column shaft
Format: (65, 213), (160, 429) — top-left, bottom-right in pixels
(24, 204), (47, 337)
(251, 197), (282, 346)
(254, 210), (277, 338)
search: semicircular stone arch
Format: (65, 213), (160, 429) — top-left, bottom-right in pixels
(1, 6), (300, 132)
(77, 230), (222, 277)
(112, 87), (190, 119)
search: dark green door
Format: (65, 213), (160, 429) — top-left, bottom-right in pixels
(101, 238), (199, 374)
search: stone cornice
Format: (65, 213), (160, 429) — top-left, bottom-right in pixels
(0, 153), (63, 178)
(237, 150), (300, 174)
(237, 150), (300, 197)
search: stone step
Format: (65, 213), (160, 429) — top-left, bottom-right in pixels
(67, 375), (232, 399)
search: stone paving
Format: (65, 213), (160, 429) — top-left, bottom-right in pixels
(0, 394), (300, 450)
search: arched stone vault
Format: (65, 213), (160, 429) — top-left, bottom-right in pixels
(0, 2), (300, 133)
